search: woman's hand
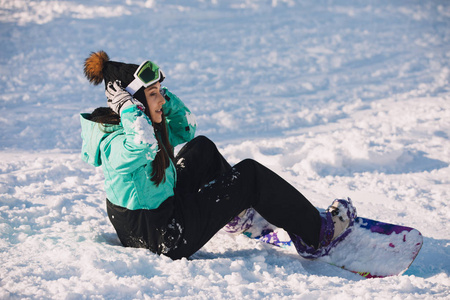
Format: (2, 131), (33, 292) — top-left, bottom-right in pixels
(105, 80), (145, 114)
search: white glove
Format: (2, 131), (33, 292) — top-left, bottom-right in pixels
(105, 80), (145, 114)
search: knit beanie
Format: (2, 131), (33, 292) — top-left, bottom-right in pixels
(83, 51), (147, 104)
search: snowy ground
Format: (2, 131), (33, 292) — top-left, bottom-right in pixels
(1, 0), (449, 298)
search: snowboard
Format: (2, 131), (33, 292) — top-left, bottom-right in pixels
(223, 209), (423, 279)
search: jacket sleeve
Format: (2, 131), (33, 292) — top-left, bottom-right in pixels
(161, 87), (197, 147)
(102, 105), (159, 174)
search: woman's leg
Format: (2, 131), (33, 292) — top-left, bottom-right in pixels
(175, 136), (231, 195)
(167, 159), (322, 260)
(176, 136), (257, 236)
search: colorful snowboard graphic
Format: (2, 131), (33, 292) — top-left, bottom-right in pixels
(223, 209), (423, 278)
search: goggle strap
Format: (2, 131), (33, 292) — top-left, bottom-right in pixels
(125, 78), (142, 96)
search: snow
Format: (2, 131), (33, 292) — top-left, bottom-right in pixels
(0, 0), (449, 298)
(130, 114), (158, 146)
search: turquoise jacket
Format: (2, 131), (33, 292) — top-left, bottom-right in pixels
(80, 88), (196, 210)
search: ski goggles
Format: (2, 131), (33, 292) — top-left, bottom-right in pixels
(125, 60), (165, 95)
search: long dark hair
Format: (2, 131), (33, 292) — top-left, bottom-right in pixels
(89, 106), (173, 186)
(151, 115), (174, 186)
(89, 107), (120, 126)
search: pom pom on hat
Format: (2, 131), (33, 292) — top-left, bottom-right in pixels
(83, 50), (145, 103)
(84, 51), (110, 85)
(83, 51), (165, 106)
(83, 50), (138, 89)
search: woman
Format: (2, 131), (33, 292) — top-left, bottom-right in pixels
(80, 51), (357, 260)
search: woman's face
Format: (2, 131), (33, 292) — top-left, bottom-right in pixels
(144, 82), (165, 123)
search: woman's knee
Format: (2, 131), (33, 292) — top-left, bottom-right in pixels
(178, 136), (214, 157)
(191, 135), (219, 154)
(234, 159), (259, 174)
(239, 158), (258, 167)
(193, 135), (214, 147)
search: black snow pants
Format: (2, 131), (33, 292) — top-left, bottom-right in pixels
(166, 136), (321, 260)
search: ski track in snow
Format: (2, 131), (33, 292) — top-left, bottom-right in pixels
(0, 0), (449, 299)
